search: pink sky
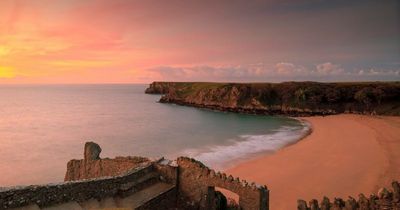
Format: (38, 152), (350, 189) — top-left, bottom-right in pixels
(0, 0), (399, 84)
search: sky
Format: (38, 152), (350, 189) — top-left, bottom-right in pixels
(0, 0), (399, 84)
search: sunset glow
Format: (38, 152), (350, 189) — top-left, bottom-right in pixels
(0, 0), (399, 84)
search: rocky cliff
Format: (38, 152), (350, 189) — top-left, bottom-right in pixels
(144, 81), (182, 94)
(65, 142), (150, 181)
(145, 82), (400, 116)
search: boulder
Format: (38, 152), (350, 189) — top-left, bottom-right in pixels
(309, 199), (320, 210)
(297, 199), (308, 210)
(393, 181), (400, 202)
(84, 142), (102, 161)
(321, 197), (331, 210)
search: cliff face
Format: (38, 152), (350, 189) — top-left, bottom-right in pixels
(145, 81), (180, 94)
(146, 82), (400, 116)
(65, 142), (150, 181)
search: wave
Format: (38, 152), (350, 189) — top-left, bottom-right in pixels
(182, 119), (311, 170)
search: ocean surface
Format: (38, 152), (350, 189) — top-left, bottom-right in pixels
(0, 84), (310, 186)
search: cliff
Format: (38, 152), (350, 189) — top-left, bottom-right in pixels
(144, 81), (182, 94)
(145, 81), (400, 116)
(65, 142), (150, 181)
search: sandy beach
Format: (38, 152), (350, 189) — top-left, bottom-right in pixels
(226, 114), (400, 209)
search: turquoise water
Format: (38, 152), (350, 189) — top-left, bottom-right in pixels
(0, 84), (309, 186)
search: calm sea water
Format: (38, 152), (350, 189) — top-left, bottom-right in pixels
(0, 84), (309, 186)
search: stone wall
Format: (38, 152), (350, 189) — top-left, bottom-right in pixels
(176, 157), (269, 210)
(65, 142), (150, 181)
(136, 187), (177, 210)
(1, 142), (268, 210)
(154, 159), (179, 185)
(297, 181), (400, 210)
(0, 164), (156, 209)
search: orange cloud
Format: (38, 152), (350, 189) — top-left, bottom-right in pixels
(0, 0), (398, 83)
(48, 60), (113, 68)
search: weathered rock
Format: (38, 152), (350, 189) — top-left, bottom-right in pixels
(321, 197), (331, 210)
(393, 181), (400, 202)
(42, 201), (83, 210)
(65, 142), (150, 181)
(332, 198), (345, 210)
(145, 82), (176, 94)
(309, 199), (320, 210)
(344, 197), (358, 210)
(9, 204), (40, 210)
(306, 183), (400, 210)
(358, 194), (369, 210)
(377, 187), (390, 199)
(369, 194), (378, 209)
(298, 199), (309, 210)
(84, 142), (102, 161)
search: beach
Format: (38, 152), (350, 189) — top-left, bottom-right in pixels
(226, 114), (400, 209)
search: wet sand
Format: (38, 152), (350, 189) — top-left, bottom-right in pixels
(226, 114), (400, 209)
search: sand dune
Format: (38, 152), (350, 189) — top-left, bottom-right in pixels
(226, 114), (400, 209)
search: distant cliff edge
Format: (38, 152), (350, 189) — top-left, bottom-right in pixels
(145, 81), (400, 116)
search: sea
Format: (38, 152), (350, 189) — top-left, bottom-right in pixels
(0, 84), (310, 186)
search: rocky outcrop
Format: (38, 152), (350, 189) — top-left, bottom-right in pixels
(64, 142), (150, 181)
(297, 181), (400, 210)
(144, 82), (180, 94)
(1, 142), (266, 210)
(145, 81), (400, 116)
(84, 142), (101, 161)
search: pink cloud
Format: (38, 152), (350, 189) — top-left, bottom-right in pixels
(143, 62), (400, 82)
(316, 62), (344, 75)
(0, 0), (398, 83)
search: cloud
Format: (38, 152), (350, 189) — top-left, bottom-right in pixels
(146, 65), (264, 81)
(0, 0), (398, 84)
(358, 68), (400, 76)
(315, 62), (344, 75)
(275, 62), (306, 75)
(143, 62), (400, 82)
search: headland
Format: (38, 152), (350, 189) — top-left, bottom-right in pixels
(145, 81), (400, 116)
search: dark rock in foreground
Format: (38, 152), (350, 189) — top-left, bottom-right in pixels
(2, 142), (266, 210)
(297, 181), (400, 210)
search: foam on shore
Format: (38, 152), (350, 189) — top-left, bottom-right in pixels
(183, 119), (311, 169)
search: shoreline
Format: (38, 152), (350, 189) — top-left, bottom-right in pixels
(225, 114), (400, 209)
(191, 117), (313, 171)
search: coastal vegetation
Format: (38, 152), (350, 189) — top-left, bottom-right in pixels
(146, 81), (400, 116)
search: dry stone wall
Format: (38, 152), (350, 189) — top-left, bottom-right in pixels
(0, 164), (156, 209)
(1, 142), (269, 210)
(297, 181), (400, 210)
(65, 142), (150, 181)
(176, 157), (269, 210)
